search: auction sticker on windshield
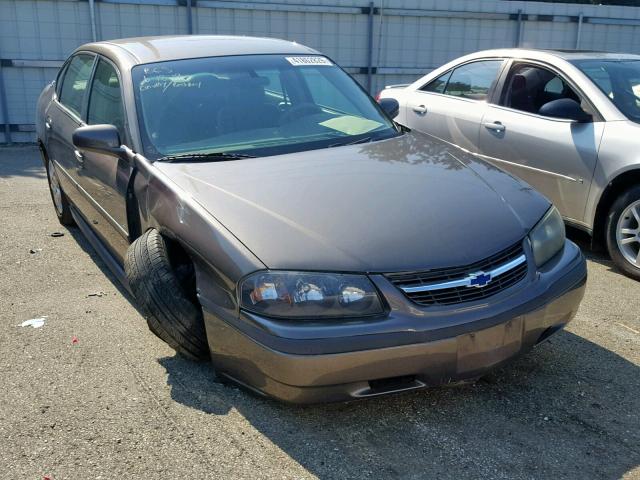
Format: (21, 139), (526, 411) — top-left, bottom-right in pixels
(286, 56), (332, 66)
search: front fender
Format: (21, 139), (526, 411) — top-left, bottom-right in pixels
(131, 152), (265, 294)
(585, 122), (640, 230)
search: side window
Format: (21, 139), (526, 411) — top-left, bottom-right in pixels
(87, 59), (126, 140)
(504, 65), (581, 115)
(442, 60), (503, 101)
(254, 69), (284, 96)
(253, 68), (287, 105)
(55, 61), (69, 97)
(58, 54), (95, 117)
(301, 68), (360, 115)
(544, 76), (564, 95)
(420, 70), (452, 94)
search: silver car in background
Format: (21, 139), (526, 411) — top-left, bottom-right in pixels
(379, 49), (640, 280)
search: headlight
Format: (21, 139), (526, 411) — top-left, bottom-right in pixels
(529, 206), (566, 267)
(239, 271), (384, 319)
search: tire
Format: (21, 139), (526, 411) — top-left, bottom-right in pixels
(45, 156), (74, 226)
(125, 229), (209, 360)
(605, 185), (640, 281)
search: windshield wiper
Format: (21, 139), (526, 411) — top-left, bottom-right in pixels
(328, 136), (373, 148)
(156, 152), (257, 163)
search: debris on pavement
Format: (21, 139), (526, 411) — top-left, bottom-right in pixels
(50, 232), (64, 237)
(19, 317), (46, 328)
(87, 292), (106, 298)
(29, 248), (42, 254)
(71, 336), (79, 344)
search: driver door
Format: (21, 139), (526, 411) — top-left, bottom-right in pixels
(79, 57), (132, 262)
(478, 62), (605, 224)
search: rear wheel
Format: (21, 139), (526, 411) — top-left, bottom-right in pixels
(606, 186), (640, 281)
(125, 229), (209, 360)
(46, 157), (74, 226)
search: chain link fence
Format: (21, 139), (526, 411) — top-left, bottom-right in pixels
(2, 0), (640, 142)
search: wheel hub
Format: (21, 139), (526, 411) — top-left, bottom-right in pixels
(616, 199), (640, 267)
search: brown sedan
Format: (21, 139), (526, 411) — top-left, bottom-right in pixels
(36, 36), (586, 403)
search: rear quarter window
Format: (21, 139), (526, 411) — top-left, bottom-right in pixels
(420, 70), (452, 94)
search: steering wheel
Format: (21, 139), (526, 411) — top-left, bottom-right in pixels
(279, 102), (321, 125)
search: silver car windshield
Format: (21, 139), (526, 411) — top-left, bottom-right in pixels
(131, 54), (398, 159)
(572, 59), (640, 123)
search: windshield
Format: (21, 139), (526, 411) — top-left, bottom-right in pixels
(132, 54), (398, 159)
(572, 59), (640, 123)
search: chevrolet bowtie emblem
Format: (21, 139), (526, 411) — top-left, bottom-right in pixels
(468, 272), (492, 288)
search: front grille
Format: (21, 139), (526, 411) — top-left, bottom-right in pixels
(386, 241), (529, 307)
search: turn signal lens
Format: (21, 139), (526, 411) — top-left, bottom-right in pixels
(240, 271), (384, 319)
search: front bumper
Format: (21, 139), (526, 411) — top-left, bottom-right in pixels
(202, 240), (587, 403)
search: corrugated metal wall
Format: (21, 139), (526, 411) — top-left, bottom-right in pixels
(2, 0), (640, 143)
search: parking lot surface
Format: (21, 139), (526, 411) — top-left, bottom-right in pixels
(1, 145), (639, 480)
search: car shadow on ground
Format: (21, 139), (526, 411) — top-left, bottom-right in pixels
(66, 226), (133, 300)
(21, 141), (634, 479)
(0, 145), (48, 180)
(158, 329), (639, 479)
(565, 226), (632, 280)
(62, 206), (638, 479)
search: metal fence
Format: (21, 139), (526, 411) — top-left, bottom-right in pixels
(2, 0), (640, 143)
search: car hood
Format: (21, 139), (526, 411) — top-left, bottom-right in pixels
(156, 132), (550, 273)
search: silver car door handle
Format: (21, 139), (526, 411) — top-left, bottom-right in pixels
(484, 121), (505, 133)
(412, 104), (427, 114)
(74, 149), (84, 163)
(45, 118), (52, 130)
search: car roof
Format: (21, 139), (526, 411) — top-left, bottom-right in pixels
(542, 49), (640, 61)
(77, 35), (319, 66)
(465, 47), (640, 62)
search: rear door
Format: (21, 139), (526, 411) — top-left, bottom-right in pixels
(45, 53), (96, 208)
(404, 59), (505, 152)
(80, 56), (132, 262)
(478, 61), (604, 224)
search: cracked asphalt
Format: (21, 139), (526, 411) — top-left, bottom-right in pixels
(0, 145), (639, 480)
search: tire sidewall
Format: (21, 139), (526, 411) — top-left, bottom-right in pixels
(46, 158), (64, 219)
(45, 155), (74, 226)
(605, 185), (640, 280)
(125, 229), (209, 360)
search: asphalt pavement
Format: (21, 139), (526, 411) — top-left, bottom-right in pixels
(1, 145), (638, 480)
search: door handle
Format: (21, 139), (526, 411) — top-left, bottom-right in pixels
(412, 104), (427, 115)
(74, 149), (84, 164)
(45, 117), (52, 130)
(484, 121), (506, 133)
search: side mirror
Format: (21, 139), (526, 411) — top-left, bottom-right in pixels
(538, 98), (592, 123)
(72, 124), (124, 156)
(378, 97), (399, 119)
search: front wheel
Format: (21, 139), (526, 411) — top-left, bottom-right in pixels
(125, 229), (209, 361)
(605, 185), (640, 281)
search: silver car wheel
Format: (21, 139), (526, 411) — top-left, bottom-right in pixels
(616, 199), (640, 267)
(47, 159), (64, 215)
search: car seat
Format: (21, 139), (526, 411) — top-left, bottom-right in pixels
(509, 73), (535, 113)
(151, 74), (224, 149)
(216, 76), (281, 135)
